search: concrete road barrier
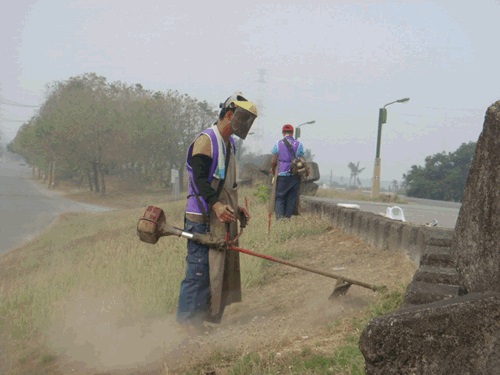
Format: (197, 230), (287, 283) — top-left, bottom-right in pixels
(301, 196), (453, 261)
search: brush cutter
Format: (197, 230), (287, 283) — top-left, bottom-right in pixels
(136, 206), (386, 298)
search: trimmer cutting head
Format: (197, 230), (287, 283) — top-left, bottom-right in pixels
(329, 280), (353, 299)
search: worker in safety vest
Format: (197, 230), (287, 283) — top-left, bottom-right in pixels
(270, 124), (306, 219)
(177, 92), (257, 330)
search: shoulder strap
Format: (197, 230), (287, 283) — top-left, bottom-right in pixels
(282, 138), (296, 159)
(216, 144), (231, 198)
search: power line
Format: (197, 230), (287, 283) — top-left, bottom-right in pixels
(0, 118), (26, 122)
(0, 96), (40, 108)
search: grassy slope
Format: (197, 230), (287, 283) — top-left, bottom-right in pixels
(0, 184), (415, 374)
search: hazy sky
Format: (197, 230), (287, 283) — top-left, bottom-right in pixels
(1, 0), (499, 181)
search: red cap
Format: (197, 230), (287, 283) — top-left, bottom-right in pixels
(282, 124), (294, 133)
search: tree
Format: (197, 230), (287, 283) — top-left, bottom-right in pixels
(390, 179), (400, 192)
(40, 73), (118, 192)
(402, 142), (476, 202)
(9, 73), (217, 193)
(347, 161), (365, 188)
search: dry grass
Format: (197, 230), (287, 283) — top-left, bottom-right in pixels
(0, 180), (416, 374)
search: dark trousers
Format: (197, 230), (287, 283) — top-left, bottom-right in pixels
(177, 219), (210, 326)
(275, 175), (300, 219)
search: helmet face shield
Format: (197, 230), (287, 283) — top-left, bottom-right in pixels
(230, 106), (257, 139)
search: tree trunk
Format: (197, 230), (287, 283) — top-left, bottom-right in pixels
(47, 161), (52, 189)
(99, 167), (106, 195)
(87, 169), (94, 191)
(92, 161), (100, 193)
(48, 160), (56, 189)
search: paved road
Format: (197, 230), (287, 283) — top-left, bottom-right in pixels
(0, 160), (112, 255)
(304, 195), (461, 229)
(0, 159), (461, 255)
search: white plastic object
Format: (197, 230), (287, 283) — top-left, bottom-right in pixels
(386, 206), (406, 222)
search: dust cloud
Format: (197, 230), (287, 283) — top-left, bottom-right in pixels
(48, 290), (185, 374)
(46, 229), (417, 374)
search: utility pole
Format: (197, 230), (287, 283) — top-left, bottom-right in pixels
(371, 98), (410, 198)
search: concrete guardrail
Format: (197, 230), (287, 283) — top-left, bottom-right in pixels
(301, 196), (454, 261)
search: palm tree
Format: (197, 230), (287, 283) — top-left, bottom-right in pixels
(391, 179), (399, 192)
(347, 161), (365, 188)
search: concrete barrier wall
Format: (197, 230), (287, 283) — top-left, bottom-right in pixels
(301, 197), (454, 261)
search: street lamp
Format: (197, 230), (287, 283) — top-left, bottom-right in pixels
(371, 97), (410, 198)
(295, 120), (315, 139)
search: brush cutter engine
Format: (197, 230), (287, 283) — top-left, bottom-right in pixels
(137, 205), (166, 244)
(137, 205), (227, 248)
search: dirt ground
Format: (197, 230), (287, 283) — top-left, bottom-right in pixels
(51, 226), (417, 375)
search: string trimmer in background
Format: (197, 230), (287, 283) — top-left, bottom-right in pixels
(136, 206), (387, 298)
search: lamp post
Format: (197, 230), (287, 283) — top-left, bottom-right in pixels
(371, 98), (410, 198)
(295, 120), (315, 139)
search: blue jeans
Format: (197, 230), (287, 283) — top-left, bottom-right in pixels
(275, 175), (300, 219)
(176, 219), (210, 326)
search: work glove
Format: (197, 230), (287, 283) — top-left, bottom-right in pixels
(237, 206), (251, 228)
(212, 202), (235, 223)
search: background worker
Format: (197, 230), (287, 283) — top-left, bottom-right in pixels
(270, 124), (306, 219)
(177, 92), (257, 330)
